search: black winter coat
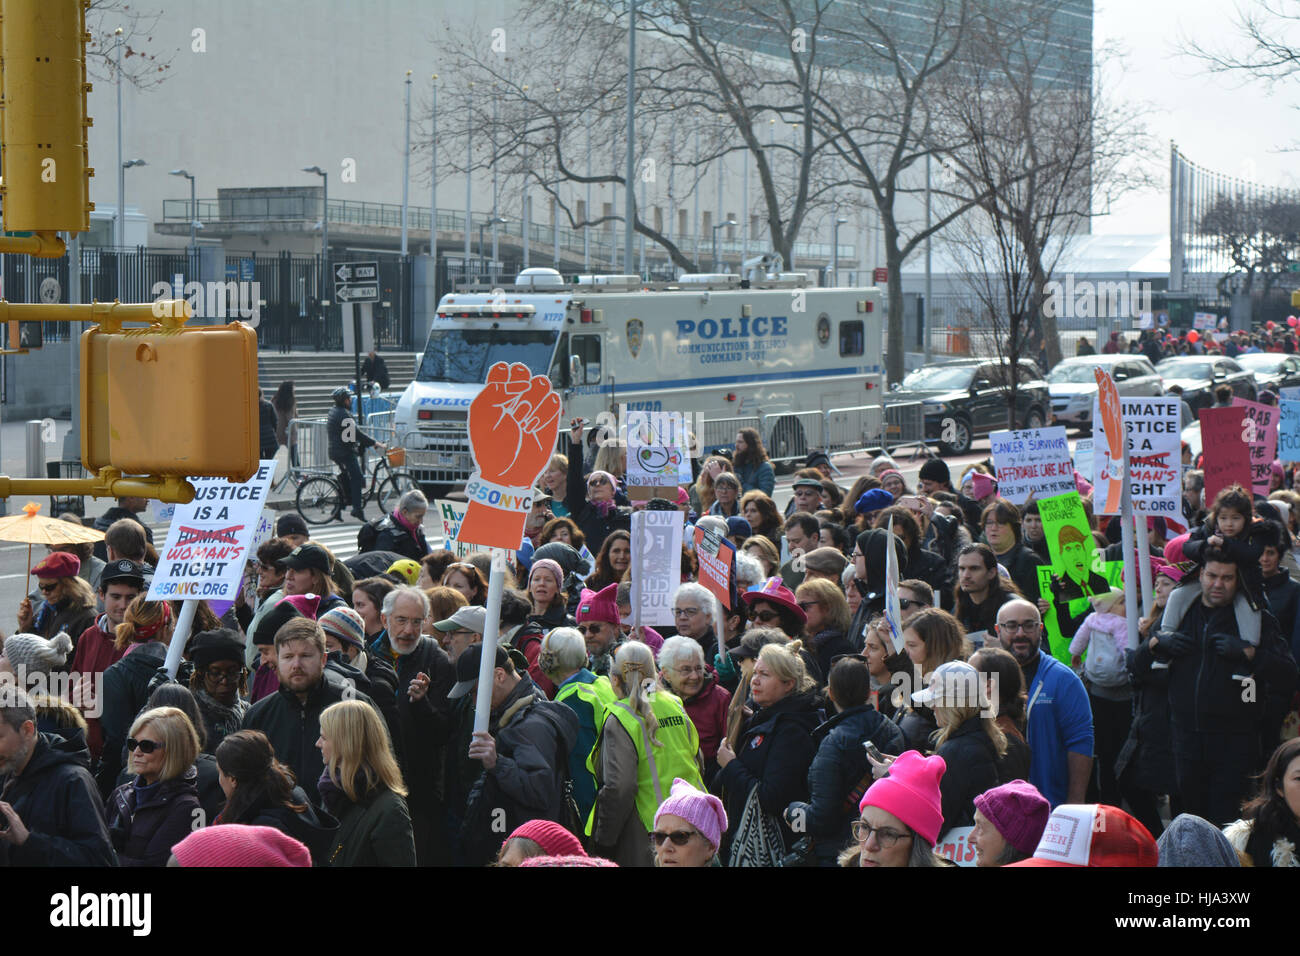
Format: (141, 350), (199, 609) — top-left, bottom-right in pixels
(1115, 640), (1177, 793)
(227, 785), (339, 865)
(259, 397), (279, 458)
(326, 651), (403, 769)
(0, 730), (116, 866)
(98, 643), (168, 798)
(1182, 520), (1267, 611)
(935, 717), (1001, 840)
(107, 766), (202, 866)
(392, 637), (456, 815)
(992, 542), (1044, 603)
(896, 704), (938, 753)
(807, 629), (853, 685)
(564, 437), (631, 553)
(371, 514), (431, 560)
(326, 404), (377, 461)
(324, 785), (417, 867)
(714, 691), (823, 853)
(240, 669), (377, 804)
(194, 753), (225, 825)
(463, 674), (580, 866)
(784, 705), (906, 865)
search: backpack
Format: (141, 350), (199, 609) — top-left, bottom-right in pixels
(357, 517), (388, 553)
(1083, 623), (1129, 689)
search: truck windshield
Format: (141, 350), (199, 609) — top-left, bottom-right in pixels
(416, 328), (558, 384)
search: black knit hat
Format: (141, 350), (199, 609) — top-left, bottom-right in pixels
(191, 629), (246, 669)
(251, 600), (302, 647)
(918, 459), (951, 485)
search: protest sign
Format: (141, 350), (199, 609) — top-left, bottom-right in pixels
(1279, 386), (1300, 403)
(626, 410), (692, 499)
(693, 525), (735, 610)
(457, 361), (561, 551)
(935, 826), (978, 867)
(1280, 400), (1300, 461)
(1037, 490), (1109, 665)
(1232, 397), (1280, 494)
(1072, 438), (1094, 485)
(1198, 407), (1254, 504)
(1091, 396), (1181, 522)
(148, 460), (275, 602)
(434, 499), (473, 557)
(1192, 312), (1218, 330)
(989, 426), (1075, 504)
(1091, 369), (1126, 514)
(630, 509), (684, 627)
(882, 514), (905, 653)
(249, 508), (276, 552)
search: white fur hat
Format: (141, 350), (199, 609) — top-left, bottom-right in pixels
(3, 631), (74, 677)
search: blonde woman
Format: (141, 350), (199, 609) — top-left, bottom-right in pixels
(106, 706), (203, 866)
(316, 699), (416, 866)
(794, 577), (854, 680)
(586, 641), (704, 867)
(18, 551), (97, 641)
(98, 597), (175, 793)
(689, 454), (733, 516)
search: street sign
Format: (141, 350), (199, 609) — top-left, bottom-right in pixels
(334, 261), (380, 303)
(336, 284), (379, 302)
(240, 258), (255, 281)
(873, 267), (888, 283)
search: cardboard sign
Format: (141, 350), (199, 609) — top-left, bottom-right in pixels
(1037, 491), (1109, 664)
(1117, 397), (1182, 525)
(626, 410), (692, 499)
(457, 362), (561, 550)
(434, 498), (473, 558)
(1198, 407), (1254, 504)
(1091, 369), (1126, 515)
(693, 525), (735, 610)
(883, 515), (905, 653)
(934, 826), (978, 867)
(989, 426), (1075, 505)
(1280, 400), (1300, 461)
(248, 508), (277, 553)
(1232, 397), (1279, 494)
(630, 509), (685, 627)
(1072, 438), (1094, 485)
(147, 460), (276, 601)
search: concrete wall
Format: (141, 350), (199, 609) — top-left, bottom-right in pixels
(3, 342), (74, 421)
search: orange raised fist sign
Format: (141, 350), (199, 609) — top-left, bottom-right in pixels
(457, 361), (562, 550)
(1094, 366), (1125, 514)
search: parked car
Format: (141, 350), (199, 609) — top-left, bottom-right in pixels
(1155, 356), (1256, 411)
(1047, 355), (1164, 432)
(889, 359), (1051, 455)
(1235, 352), (1300, 393)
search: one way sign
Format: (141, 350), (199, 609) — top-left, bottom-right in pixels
(334, 261), (379, 303)
(336, 284), (379, 302)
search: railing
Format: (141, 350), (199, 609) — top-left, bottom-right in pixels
(287, 419), (334, 480)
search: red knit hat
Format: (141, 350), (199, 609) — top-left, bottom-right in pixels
(1007, 804), (1157, 867)
(171, 824), (311, 867)
(31, 551), (80, 579)
(506, 819), (586, 858)
(576, 582), (620, 626)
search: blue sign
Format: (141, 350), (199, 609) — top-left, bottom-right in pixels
(1280, 400), (1300, 461)
(240, 258), (255, 282)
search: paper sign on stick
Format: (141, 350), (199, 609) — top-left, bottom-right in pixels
(1198, 407), (1254, 505)
(693, 525), (735, 610)
(1232, 397), (1279, 495)
(435, 499), (473, 558)
(989, 426), (1075, 505)
(627, 410), (692, 499)
(630, 510), (684, 628)
(1280, 400), (1300, 461)
(1091, 369), (1126, 515)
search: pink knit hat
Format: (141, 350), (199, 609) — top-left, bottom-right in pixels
(506, 819), (586, 858)
(528, 558), (564, 590)
(519, 854), (618, 867)
(171, 824), (311, 867)
(675, 486), (690, 506)
(972, 780), (1050, 857)
(859, 750), (947, 846)
(1163, 533), (1190, 566)
(654, 777), (728, 850)
(576, 582), (620, 625)
(282, 593), (322, 619)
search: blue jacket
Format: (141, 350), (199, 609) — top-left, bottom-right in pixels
(1024, 649), (1093, 808)
(735, 460), (775, 496)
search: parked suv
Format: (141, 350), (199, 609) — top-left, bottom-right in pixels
(1155, 355), (1257, 411)
(1047, 355), (1164, 432)
(889, 358), (1051, 455)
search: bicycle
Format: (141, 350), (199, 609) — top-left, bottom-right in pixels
(295, 447), (421, 525)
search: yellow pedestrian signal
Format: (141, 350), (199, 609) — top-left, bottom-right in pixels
(81, 323), (260, 482)
(0, 0), (95, 243)
(1291, 290), (1300, 309)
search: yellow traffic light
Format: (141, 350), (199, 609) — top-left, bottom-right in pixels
(1291, 290), (1300, 309)
(81, 323), (260, 482)
(0, 0), (94, 240)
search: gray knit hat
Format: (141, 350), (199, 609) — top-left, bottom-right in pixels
(3, 631), (74, 677)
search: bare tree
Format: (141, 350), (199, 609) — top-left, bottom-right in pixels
(936, 1), (1154, 409)
(1199, 192), (1300, 297)
(85, 1), (174, 90)
(1182, 1), (1300, 88)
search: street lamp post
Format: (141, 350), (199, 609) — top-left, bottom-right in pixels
(480, 217), (506, 281)
(118, 159), (145, 296)
(712, 220), (736, 272)
(430, 75), (438, 300)
(401, 70), (412, 256)
(303, 164), (333, 368)
(114, 28), (125, 294)
(924, 152), (932, 363)
(831, 215), (848, 287)
(169, 169), (196, 283)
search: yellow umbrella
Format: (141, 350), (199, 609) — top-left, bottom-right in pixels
(0, 502), (106, 588)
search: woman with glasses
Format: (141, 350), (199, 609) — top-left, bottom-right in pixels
(652, 777), (729, 867)
(784, 655), (906, 866)
(979, 498), (1044, 603)
(18, 552), (97, 644)
(587, 642), (704, 867)
(844, 750), (949, 867)
(689, 454), (733, 517)
(565, 420), (633, 556)
(671, 582), (724, 664)
(187, 629), (249, 754)
(106, 706), (203, 866)
(740, 578), (808, 642)
(707, 473), (743, 518)
(658, 635), (731, 786)
(794, 578), (853, 682)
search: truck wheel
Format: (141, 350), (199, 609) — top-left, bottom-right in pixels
(1023, 408), (1045, 430)
(937, 416), (972, 456)
(768, 417), (808, 467)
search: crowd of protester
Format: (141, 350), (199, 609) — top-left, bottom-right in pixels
(1, 422), (1297, 869)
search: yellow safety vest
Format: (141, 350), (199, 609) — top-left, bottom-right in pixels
(585, 689), (704, 835)
(554, 674), (617, 728)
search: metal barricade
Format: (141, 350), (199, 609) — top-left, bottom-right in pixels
(288, 418), (334, 479)
(364, 410), (398, 449)
(825, 404), (886, 455)
(761, 410), (826, 463)
(697, 415), (760, 456)
(401, 423), (474, 484)
(880, 401), (935, 459)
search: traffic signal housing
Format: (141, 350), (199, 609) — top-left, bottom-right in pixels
(81, 323), (259, 482)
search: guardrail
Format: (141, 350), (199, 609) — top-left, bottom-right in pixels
(287, 419), (334, 480)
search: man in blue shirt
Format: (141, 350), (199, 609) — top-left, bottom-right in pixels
(995, 598), (1094, 808)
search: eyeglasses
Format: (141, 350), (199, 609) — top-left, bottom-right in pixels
(797, 601), (820, 611)
(389, 616), (422, 629)
(852, 820), (913, 848)
(577, 623), (608, 634)
(674, 664), (705, 676)
(126, 738), (164, 754)
(37, 582), (57, 593)
(983, 518), (1008, 528)
(449, 628), (476, 639)
(898, 598), (924, 610)
(673, 607), (702, 617)
(587, 478), (610, 488)
(850, 551), (863, 560)
(650, 829), (699, 847)
(753, 609), (780, 624)
(998, 620), (1040, 633)
(203, 667), (244, 685)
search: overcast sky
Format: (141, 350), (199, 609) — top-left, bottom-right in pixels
(1096, 0), (1300, 234)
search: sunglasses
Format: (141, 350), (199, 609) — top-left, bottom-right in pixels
(898, 598), (924, 610)
(752, 609), (780, 623)
(37, 582), (58, 593)
(126, 738), (164, 754)
(650, 829), (699, 847)
(203, 667), (245, 685)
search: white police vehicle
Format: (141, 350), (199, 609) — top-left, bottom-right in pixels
(392, 266), (885, 485)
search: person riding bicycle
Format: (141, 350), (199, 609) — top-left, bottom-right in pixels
(327, 385), (386, 521)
